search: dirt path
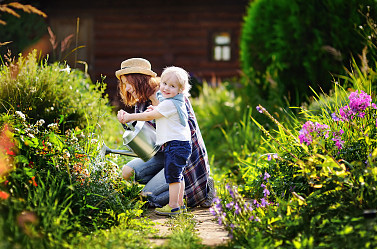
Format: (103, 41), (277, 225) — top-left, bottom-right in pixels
(145, 207), (229, 247)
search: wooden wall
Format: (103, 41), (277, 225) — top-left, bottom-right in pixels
(43, 0), (248, 105)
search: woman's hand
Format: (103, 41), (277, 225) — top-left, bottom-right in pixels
(117, 109), (131, 124)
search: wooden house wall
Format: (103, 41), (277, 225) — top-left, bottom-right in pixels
(43, 0), (248, 104)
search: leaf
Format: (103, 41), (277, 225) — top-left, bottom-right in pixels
(85, 204), (99, 210)
(292, 192), (307, 206)
(14, 155), (29, 165)
(313, 184), (323, 189)
(59, 115), (65, 125)
(49, 133), (63, 150)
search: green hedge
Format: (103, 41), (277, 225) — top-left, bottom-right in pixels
(240, 0), (377, 105)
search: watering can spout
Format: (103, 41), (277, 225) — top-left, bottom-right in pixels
(100, 143), (138, 158)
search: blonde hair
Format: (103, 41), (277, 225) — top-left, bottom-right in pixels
(160, 66), (191, 97)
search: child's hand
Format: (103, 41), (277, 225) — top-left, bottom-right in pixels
(146, 105), (156, 112)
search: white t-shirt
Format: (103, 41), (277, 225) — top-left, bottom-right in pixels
(155, 99), (191, 145)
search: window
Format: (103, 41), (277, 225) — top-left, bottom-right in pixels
(213, 32), (231, 61)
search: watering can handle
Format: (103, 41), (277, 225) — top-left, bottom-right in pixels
(123, 122), (135, 131)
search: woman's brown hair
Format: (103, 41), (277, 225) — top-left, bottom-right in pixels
(118, 74), (159, 106)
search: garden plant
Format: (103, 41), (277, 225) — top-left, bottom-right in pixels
(210, 57), (377, 248)
(3, 1), (377, 248)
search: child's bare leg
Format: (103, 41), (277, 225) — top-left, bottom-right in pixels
(178, 181), (185, 206)
(168, 182), (180, 209)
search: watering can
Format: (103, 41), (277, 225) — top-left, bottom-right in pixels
(100, 121), (161, 162)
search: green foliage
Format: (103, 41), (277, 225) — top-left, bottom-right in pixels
(70, 215), (156, 249)
(191, 77), (286, 181)
(0, 49), (150, 247)
(0, 9), (47, 55)
(0, 110), (148, 247)
(0, 51), (116, 137)
(240, 0), (377, 105)
(160, 214), (204, 249)
(191, 82), (244, 168)
(212, 54), (377, 247)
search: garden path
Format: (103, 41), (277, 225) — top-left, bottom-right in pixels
(145, 207), (229, 247)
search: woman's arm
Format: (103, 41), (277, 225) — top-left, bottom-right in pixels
(117, 108), (163, 124)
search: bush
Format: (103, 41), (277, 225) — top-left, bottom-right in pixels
(0, 50), (123, 146)
(0, 51), (148, 247)
(240, 0), (377, 105)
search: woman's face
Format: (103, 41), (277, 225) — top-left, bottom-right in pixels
(120, 75), (137, 99)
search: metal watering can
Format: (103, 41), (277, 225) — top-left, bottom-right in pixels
(100, 121), (161, 162)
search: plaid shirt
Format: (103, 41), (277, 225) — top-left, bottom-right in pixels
(136, 98), (210, 207)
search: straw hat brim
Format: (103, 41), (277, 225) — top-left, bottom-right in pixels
(115, 67), (157, 79)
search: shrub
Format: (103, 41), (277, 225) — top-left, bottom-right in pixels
(240, 0), (377, 105)
(0, 50), (123, 146)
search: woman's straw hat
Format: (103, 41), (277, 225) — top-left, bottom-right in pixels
(115, 58), (157, 79)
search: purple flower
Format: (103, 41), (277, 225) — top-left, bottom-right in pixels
(217, 217), (223, 226)
(348, 90), (372, 113)
(331, 112), (340, 121)
(267, 154), (277, 161)
(264, 172), (271, 180)
(260, 198), (267, 207)
(256, 106), (263, 113)
(214, 197), (221, 204)
(261, 183), (266, 188)
(263, 188), (270, 197)
(298, 121), (329, 146)
(226, 201), (234, 209)
(234, 203), (241, 215)
(332, 130), (345, 150)
(336, 90), (375, 121)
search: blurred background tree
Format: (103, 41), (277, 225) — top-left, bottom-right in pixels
(240, 0), (377, 106)
(0, 1), (49, 56)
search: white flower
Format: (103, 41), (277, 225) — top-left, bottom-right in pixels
(36, 119), (45, 126)
(60, 65), (71, 74)
(48, 123), (59, 129)
(15, 111), (26, 121)
(63, 150), (70, 159)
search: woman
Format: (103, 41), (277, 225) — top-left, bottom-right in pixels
(115, 58), (214, 208)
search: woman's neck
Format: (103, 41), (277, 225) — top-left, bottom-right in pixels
(149, 89), (159, 106)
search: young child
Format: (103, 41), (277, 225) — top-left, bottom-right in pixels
(117, 66), (192, 215)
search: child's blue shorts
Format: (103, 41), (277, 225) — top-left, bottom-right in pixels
(163, 140), (192, 184)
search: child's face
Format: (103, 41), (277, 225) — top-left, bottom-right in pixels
(159, 79), (181, 98)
